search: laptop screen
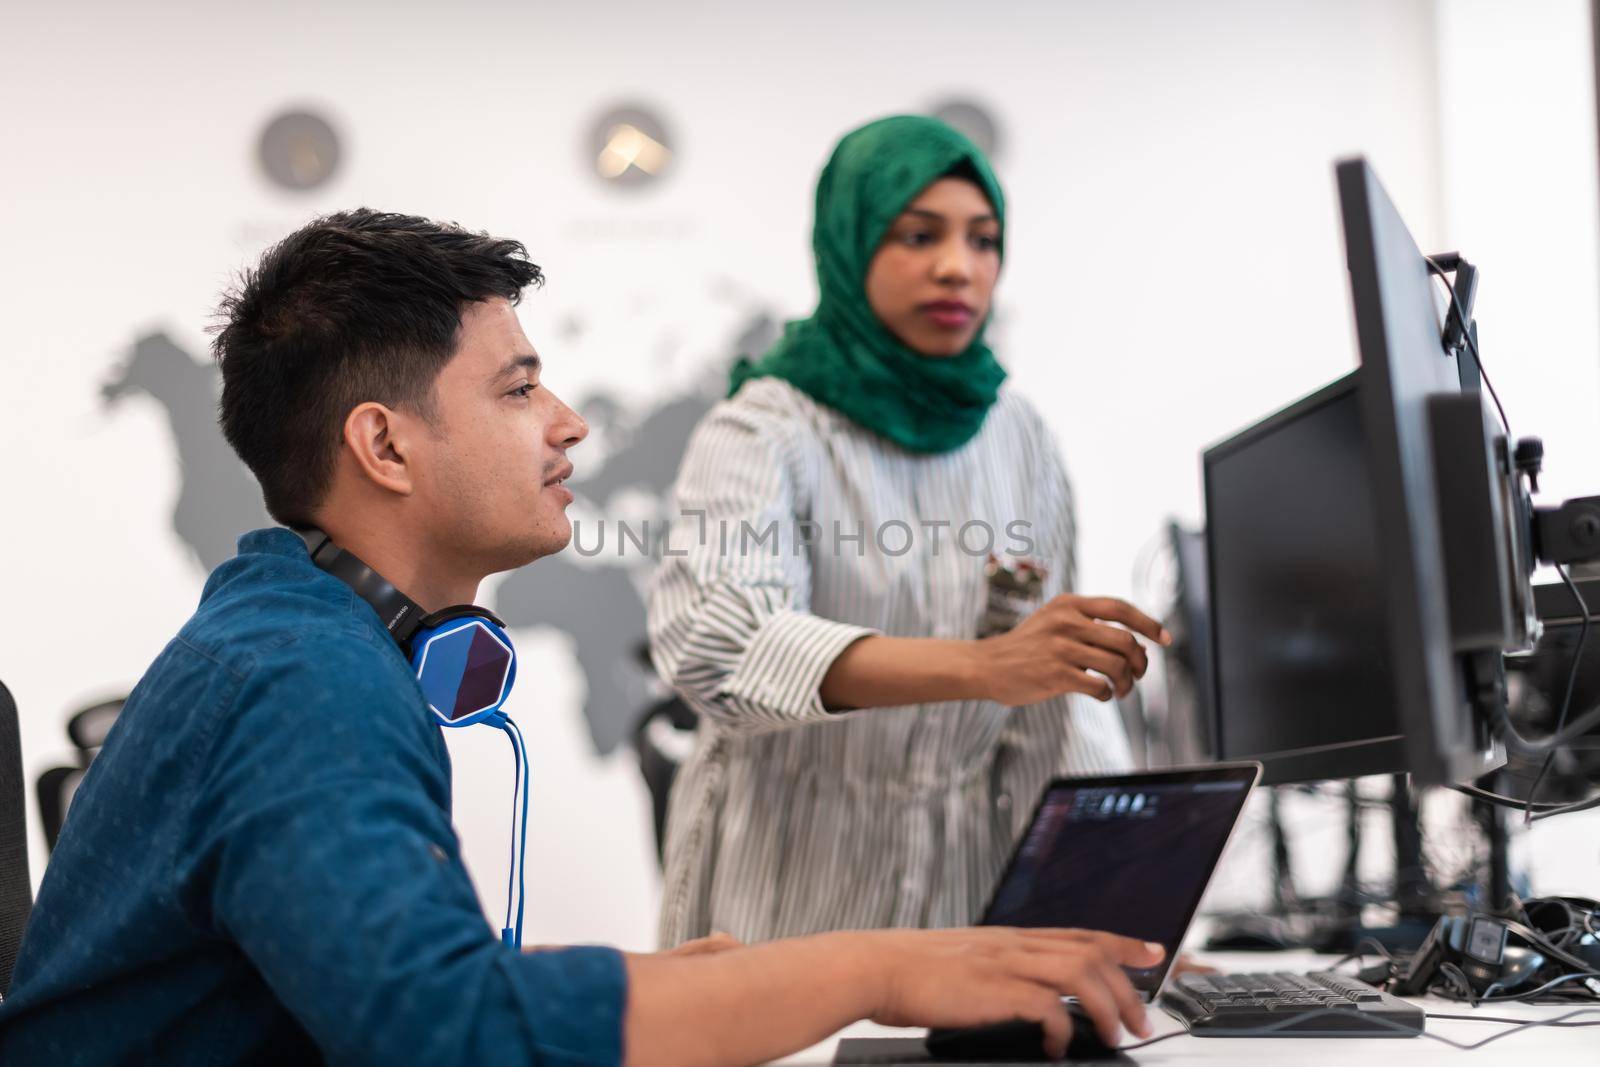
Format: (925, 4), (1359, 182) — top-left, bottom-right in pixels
(978, 764), (1260, 997)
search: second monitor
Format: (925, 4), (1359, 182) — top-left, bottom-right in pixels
(1205, 371), (1403, 785)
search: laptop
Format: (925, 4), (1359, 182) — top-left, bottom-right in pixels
(833, 764), (1262, 1064)
(971, 762), (1262, 1001)
(834, 764), (1262, 1064)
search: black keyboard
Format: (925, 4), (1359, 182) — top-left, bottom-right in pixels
(1159, 970), (1425, 1037)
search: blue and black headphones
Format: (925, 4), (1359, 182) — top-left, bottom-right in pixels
(296, 528), (531, 950)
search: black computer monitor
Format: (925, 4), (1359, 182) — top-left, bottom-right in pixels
(1338, 158), (1511, 785)
(1205, 372), (1409, 784)
(1204, 158), (1514, 787)
(1154, 523), (1216, 767)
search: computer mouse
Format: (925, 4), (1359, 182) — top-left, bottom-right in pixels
(926, 1002), (1123, 1061)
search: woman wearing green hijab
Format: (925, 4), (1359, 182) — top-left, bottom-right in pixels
(649, 116), (1169, 945)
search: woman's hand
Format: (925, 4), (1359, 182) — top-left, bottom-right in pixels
(978, 594), (1169, 707)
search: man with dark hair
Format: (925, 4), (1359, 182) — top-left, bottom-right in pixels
(0, 209), (1161, 1065)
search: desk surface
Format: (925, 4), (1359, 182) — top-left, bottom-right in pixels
(771, 950), (1599, 1065)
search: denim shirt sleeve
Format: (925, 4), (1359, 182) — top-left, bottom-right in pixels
(178, 630), (628, 1067)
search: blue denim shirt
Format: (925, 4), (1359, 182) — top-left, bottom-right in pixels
(0, 528), (627, 1065)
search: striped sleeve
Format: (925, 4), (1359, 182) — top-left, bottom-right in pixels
(648, 393), (876, 735)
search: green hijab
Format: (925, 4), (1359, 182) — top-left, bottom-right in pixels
(729, 115), (1007, 454)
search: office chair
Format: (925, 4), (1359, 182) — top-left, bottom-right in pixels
(632, 695), (698, 864)
(629, 641), (699, 864)
(35, 697), (124, 852)
(627, 697), (697, 863)
(64, 697), (124, 756)
(1, 680), (32, 998)
(35, 766), (84, 853)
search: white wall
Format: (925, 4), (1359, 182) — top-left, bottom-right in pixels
(2, 0), (1593, 951)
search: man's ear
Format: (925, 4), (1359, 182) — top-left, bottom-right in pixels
(342, 402), (415, 497)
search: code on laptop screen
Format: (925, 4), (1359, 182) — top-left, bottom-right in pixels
(981, 775), (1252, 994)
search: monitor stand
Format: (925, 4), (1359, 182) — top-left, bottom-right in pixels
(1303, 775), (1441, 956)
(1206, 777), (1447, 957)
(1202, 788), (1306, 952)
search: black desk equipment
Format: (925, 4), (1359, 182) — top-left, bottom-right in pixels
(0, 680), (31, 1000)
(1171, 155), (1600, 1032)
(926, 1003), (1120, 1061)
(1161, 970), (1423, 1037)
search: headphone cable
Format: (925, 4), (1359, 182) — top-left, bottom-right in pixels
(508, 716), (531, 949)
(504, 721), (521, 947)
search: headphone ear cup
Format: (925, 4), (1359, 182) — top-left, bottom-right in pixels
(409, 612), (518, 726)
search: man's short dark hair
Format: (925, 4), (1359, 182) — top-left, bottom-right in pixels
(214, 208), (542, 526)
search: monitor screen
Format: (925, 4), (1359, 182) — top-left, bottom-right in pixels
(979, 765), (1258, 997)
(1204, 374), (1409, 783)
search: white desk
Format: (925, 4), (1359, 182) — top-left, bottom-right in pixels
(773, 951), (1599, 1064)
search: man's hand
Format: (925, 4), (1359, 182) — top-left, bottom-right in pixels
(1170, 952), (1217, 978)
(864, 927), (1164, 1057)
(978, 595), (1169, 706)
(625, 926), (1163, 1067)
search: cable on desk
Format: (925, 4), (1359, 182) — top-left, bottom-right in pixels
(1124, 1005), (1600, 1051)
(1427, 1011), (1600, 1027)
(1331, 936), (1400, 972)
(1116, 1030), (1188, 1052)
(1418, 1007), (1600, 1050)
(1476, 970), (1600, 1004)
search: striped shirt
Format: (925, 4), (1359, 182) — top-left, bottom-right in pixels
(648, 377), (1132, 946)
